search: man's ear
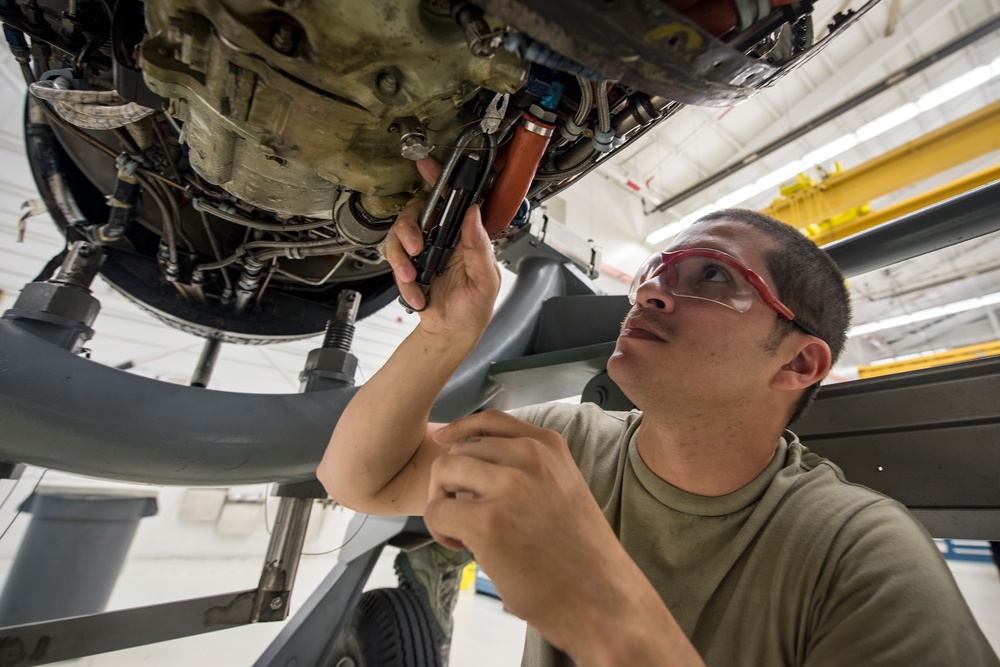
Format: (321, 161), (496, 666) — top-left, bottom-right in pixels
(772, 338), (832, 391)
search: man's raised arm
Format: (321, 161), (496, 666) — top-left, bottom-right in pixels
(318, 175), (501, 516)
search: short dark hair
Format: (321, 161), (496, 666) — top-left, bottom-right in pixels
(692, 208), (852, 424)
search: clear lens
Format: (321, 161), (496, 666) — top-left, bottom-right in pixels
(627, 252), (663, 303)
(628, 252), (755, 312)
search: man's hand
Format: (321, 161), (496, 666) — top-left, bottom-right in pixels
(424, 410), (706, 666)
(384, 157), (500, 339)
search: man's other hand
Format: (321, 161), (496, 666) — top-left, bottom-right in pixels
(424, 410), (627, 656)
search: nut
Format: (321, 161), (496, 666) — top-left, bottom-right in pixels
(400, 135), (432, 160)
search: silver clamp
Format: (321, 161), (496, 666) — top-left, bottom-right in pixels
(480, 93), (509, 134)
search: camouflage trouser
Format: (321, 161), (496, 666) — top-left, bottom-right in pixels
(394, 542), (474, 666)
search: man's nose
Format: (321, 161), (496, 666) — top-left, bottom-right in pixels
(634, 275), (678, 312)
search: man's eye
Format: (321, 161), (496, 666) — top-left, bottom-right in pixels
(702, 265), (729, 282)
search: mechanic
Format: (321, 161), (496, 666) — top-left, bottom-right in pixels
(319, 159), (998, 666)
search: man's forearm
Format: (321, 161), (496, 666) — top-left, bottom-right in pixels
(319, 325), (479, 511)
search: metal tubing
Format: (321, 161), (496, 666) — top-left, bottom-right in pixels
(0, 257), (567, 485)
(252, 497), (313, 622)
(53, 241), (102, 289)
(824, 179), (1000, 278)
(189, 336), (222, 388)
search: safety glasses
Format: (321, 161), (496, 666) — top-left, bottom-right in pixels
(628, 248), (822, 339)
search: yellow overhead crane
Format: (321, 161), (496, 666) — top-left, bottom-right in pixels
(761, 98), (1000, 240)
(857, 340), (1000, 378)
(760, 100), (1000, 377)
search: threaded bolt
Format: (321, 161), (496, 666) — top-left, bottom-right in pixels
(323, 290), (361, 351)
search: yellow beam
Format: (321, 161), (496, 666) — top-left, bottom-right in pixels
(762, 98), (1000, 229)
(805, 163), (1000, 246)
(857, 340), (1000, 379)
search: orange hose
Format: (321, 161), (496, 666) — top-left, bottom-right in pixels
(482, 112), (555, 238)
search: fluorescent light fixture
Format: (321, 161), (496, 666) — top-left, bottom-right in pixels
(849, 291), (1000, 337)
(645, 205), (714, 244)
(645, 220), (690, 245)
(645, 163), (802, 245)
(714, 182), (767, 208)
(750, 160), (805, 192)
(917, 65), (994, 111)
(802, 135), (859, 167)
(855, 103), (919, 141)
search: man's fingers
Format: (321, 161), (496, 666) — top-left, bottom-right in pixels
(429, 451), (498, 502)
(416, 157), (442, 187)
(384, 197), (428, 308)
(395, 197), (427, 255)
(398, 277), (427, 312)
(424, 494), (476, 553)
(455, 205), (499, 290)
(385, 233), (416, 283)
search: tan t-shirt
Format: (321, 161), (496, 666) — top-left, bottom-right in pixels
(510, 402), (998, 667)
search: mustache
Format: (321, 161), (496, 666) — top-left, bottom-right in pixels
(620, 311), (673, 340)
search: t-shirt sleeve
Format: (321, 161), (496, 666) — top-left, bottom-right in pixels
(804, 499), (999, 667)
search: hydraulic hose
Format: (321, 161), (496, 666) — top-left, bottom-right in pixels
(481, 111), (555, 238)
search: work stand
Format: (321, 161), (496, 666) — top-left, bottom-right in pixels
(1, 183), (999, 664)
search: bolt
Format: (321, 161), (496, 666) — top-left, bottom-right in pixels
(270, 596), (284, 610)
(271, 23), (298, 54)
(323, 290), (360, 351)
(377, 70), (399, 96)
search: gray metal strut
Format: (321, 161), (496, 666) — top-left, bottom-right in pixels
(0, 257), (567, 486)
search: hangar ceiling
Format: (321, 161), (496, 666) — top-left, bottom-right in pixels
(1, 0), (999, 394)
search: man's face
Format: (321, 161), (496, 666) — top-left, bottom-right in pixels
(607, 218), (790, 412)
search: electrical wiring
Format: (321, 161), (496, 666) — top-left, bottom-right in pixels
(302, 513), (370, 557)
(262, 487), (371, 557)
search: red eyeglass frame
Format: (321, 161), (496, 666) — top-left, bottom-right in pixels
(633, 248), (823, 340)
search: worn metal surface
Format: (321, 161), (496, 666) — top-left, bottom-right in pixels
(0, 590), (257, 666)
(141, 0), (527, 216)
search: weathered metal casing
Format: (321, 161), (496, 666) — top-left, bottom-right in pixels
(140, 1), (527, 218)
